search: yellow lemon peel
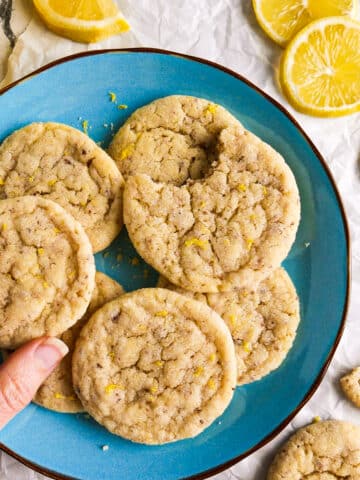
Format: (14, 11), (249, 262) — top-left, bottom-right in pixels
(184, 238), (208, 249)
(105, 383), (124, 394)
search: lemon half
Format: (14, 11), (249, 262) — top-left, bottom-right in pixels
(280, 16), (360, 117)
(33, 0), (130, 44)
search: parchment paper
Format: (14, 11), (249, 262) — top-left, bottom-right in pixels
(0, 1), (360, 478)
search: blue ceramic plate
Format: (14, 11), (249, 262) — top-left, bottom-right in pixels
(0, 49), (349, 480)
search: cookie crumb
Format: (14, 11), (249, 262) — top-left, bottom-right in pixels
(118, 104), (128, 110)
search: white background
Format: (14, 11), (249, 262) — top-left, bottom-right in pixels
(0, 1), (360, 479)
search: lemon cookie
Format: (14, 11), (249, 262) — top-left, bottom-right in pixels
(158, 267), (300, 385)
(34, 272), (124, 413)
(340, 367), (360, 408)
(0, 122), (124, 252)
(72, 288), (237, 444)
(108, 95), (242, 185)
(267, 420), (360, 479)
(124, 125), (300, 292)
(0, 196), (95, 349)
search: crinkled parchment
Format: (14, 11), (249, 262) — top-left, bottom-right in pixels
(0, 1), (360, 479)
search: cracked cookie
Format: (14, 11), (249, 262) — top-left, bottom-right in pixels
(72, 288), (237, 444)
(34, 272), (124, 413)
(0, 196), (95, 349)
(158, 267), (300, 385)
(108, 95), (242, 185)
(0, 122), (124, 253)
(267, 420), (360, 479)
(124, 125), (300, 292)
(340, 367), (360, 408)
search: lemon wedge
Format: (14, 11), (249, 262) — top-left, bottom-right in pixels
(33, 0), (130, 43)
(280, 16), (360, 117)
(252, 0), (358, 46)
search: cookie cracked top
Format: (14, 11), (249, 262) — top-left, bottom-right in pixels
(0, 196), (95, 349)
(109, 95), (242, 185)
(124, 125), (300, 292)
(72, 288), (236, 444)
(159, 267), (300, 385)
(267, 420), (360, 479)
(0, 122), (124, 252)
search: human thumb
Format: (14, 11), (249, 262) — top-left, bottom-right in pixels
(0, 337), (69, 429)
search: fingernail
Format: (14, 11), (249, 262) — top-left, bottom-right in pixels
(34, 338), (69, 369)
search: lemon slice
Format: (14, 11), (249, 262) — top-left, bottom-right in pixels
(33, 0), (130, 43)
(252, 0), (358, 46)
(280, 16), (360, 117)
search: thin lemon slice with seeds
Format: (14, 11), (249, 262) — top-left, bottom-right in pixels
(280, 16), (360, 117)
(33, 0), (130, 44)
(252, 0), (358, 46)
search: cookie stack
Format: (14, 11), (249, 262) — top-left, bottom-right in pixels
(0, 95), (301, 445)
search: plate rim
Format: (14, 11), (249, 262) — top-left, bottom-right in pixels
(0, 47), (351, 480)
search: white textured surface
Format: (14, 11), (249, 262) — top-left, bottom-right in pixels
(0, 1), (360, 479)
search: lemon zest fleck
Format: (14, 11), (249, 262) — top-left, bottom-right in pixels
(237, 184), (247, 192)
(2, 223), (7, 231)
(209, 353), (216, 362)
(82, 120), (89, 135)
(184, 238), (208, 249)
(194, 366), (204, 377)
(200, 201), (206, 208)
(0, 178), (4, 185)
(37, 248), (44, 255)
(246, 238), (254, 251)
(105, 383), (124, 394)
(43, 281), (49, 288)
(80, 200), (87, 207)
(109, 351), (115, 360)
(53, 228), (60, 234)
(228, 314), (237, 327)
(155, 310), (168, 317)
(55, 393), (75, 400)
(120, 144), (134, 160)
(207, 379), (216, 390)
(150, 384), (158, 393)
(263, 186), (268, 196)
(242, 290), (248, 297)
(109, 91), (117, 103)
(224, 238), (231, 246)
(148, 395), (156, 402)
(204, 104), (218, 115)
(48, 179), (57, 187)
(154, 360), (164, 367)
(313, 416), (321, 423)
(250, 214), (257, 222)
(28, 176), (34, 183)
(243, 341), (251, 353)
(118, 104), (128, 110)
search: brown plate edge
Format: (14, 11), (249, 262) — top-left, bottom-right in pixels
(0, 47), (351, 480)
